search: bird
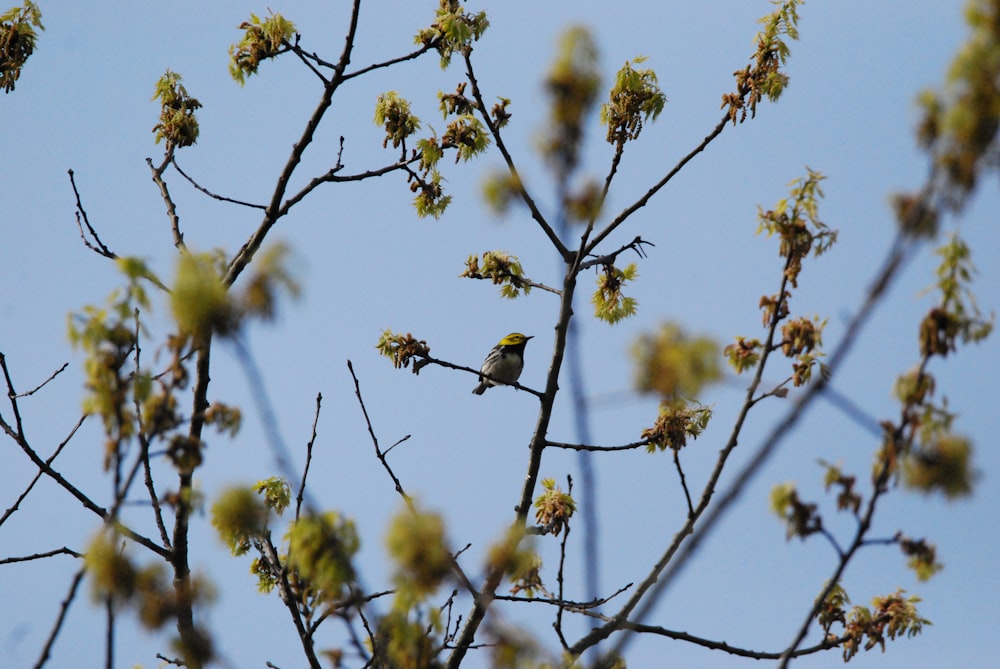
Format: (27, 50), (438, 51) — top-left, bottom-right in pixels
(472, 333), (533, 395)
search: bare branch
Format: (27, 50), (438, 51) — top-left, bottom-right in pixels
(462, 51), (570, 261)
(172, 159), (268, 210)
(586, 113), (731, 254)
(145, 155), (187, 252)
(0, 547), (83, 564)
(14, 362), (68, 398)
(33, 566), (86, 669)
(296, 392), (323, 522)
(68, 169), (117, 259)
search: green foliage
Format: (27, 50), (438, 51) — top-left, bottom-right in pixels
(820, 460), (862, 515)
(632, 322), (721, 398)
(486, 525), (541, 597)
(756, 168), (836, 288)
(86, 529), (214, 654)
(67, 258), (163, 468)
(903, 432), (976, 499)
(151, 70), (202, 149)
(412, 169), (453, 218)
(228, 11), (295, 85)
(204, 402), (242, 438)
(918, 234), (994, 357)
(376, 329), (431, 371)
(533, 478), (576, 536)
(913, 0), (1000, 212)
(461, 251), (531, 298)
(239, 242), (301, 322)
(171, 251), (234, 337)
(542, 26), (601, 175)
(724, 0), (803, 123)
(375, 91), (422, 149)
(723, 336), (763, 374)
(592, 263), (638, 324)
(769, 482), (821, 540)
(780, 315), (828, 386)
(373, 608), (444, 669)
(415, 0), (489, 68)
(816, 582), (850, 635)
(601, 56), (667, 145)
(841, 590), (930, 662)
(254, 477), (290, 515)
(482, 170), (523, 215)
(0, 1), (43, 93)
(386, 507), (452, 601)
(641, 400), (713, 452)
(286, 512), (359, 603)
(442, 114), (491, 161)
(899, 537), (943, 581)
(211, 486), (272, 556)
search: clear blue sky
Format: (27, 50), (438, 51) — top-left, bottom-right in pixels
(2, 2), (998, 668)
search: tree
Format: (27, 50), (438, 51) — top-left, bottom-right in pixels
(2, 1), (998, 668)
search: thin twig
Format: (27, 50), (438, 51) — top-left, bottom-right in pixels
(0, 547), (83, 564)
(672, 450), (694, 518)
(34, 566), (86, 669)
(14, 362), (68, 398)
(462, 51), (570, 260)
(0, 414), (85, 529)
(68, 169), (117, 258)
(296, 393), (323, 521)
(172, 159), (268, 210)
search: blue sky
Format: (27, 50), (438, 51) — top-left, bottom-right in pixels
(2, 2), (998, 668)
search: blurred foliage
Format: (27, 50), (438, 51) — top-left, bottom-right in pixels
(632, 322), (721, 398)
(541, 26), (600, 176)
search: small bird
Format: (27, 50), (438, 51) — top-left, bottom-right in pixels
(472, 332), (533, 395)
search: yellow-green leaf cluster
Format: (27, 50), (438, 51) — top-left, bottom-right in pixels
(769, 482), (821, 540)
(152, 70), (202, 149)
(841, 590), (930, 662)
(376, 329), (431, 371)
(0, 1), (43, 93)
(442, 114), (490, 162)
(632, 322), (721, 398)
(723, 336), (763, 374)
(601, 56), (666, 145)
(286, 512), (359, 603)
(593, 263), (638, 324)
(461, 251), (531, 298)
(723, 0), (802, 123)
(254, 476), (290, 515)
(86, 529), (214, 637)
(899, 537), (943, 581)
(903, 432), (976, 499)
(415, 0), (489, 69)
(533, 478), (575, 536)
(228, 12), (295, 85)
(386, 507), (452, 601)
(171, 252), (234, 337)
(542, 26), (600, 175)
(913, 0), (1000, 213)
(756, 168), (836, 288)
(641, 399), (712, 452)
(486, 525), (541, 597)
(375, 91), (421, 149)
(210, 486), (271, 556)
